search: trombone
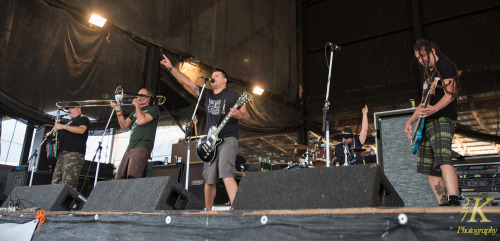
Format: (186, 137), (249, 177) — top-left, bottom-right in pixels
(56, 86), (166, 108)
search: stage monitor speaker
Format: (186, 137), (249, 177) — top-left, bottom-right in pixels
(1, 184), (86, 211)
(150, 163), (229, 205)
(232, 164), (404, 210)
(82, 176), (204, 211)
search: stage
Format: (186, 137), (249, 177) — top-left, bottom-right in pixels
(1, 207), (499, 240)
(1, 164), (499, 240)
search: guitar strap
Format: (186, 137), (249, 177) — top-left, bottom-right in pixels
(216, 89), (227, 126)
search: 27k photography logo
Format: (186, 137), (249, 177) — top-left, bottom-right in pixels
(458, 198), (498, 236)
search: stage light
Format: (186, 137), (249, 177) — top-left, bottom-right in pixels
(89, 14), (107, 27)
(253, 87), (264, 95)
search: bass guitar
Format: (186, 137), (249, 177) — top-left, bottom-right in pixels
(411, 77), (439, 155)
(196, 92), (251, 163)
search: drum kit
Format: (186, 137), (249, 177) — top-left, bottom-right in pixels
(283, 133), (367, 169)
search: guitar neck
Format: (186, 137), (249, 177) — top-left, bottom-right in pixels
(212, 102), (241, 137)
(412, 84), (434, 140)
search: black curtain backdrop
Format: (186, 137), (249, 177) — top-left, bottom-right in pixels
(0, 0), (301, 135)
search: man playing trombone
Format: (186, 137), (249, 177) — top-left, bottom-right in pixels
(110, 88), (160, 179)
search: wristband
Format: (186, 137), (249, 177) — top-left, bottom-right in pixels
(117, 112), (123, 117)
(116, 109), (122, 114)
(168, 66), (173, 72)
(239, 114), (243, 120)
(64, 124), (67, 130)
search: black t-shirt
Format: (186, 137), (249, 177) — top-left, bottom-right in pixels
(334, 137), (363, 165)
(58, 115), (90, 155)
(425, 58), (457, 121)
(199, 87), (241, 139)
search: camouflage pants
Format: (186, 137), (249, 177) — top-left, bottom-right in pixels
(52, 152), (84, 188)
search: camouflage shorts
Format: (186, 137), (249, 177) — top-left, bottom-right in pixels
(52, 152), (84, 188)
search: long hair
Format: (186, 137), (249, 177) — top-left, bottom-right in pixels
(413, 39), (460, 98)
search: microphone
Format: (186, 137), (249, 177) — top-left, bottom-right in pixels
(327, 42), (342, 52)
(200, 77), (214, 83)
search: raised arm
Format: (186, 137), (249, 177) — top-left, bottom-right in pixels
(359, 105), (369, 145)
(160, 54), (199, 96)
(110, 101), (133, 129)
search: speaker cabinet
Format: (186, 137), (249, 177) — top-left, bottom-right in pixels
(3, 168), (111, 198)
(171, 141), (202, 163)
(150, 163), (229, 205)
(82, 176), (204, 211)
(1, 184), (86, 211)
(232, 164), (404, 210)
(3, 170), (52, 196)
(374, 108), (436, 207)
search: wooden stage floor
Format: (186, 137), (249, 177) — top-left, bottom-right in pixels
(1, 206), (499, 240)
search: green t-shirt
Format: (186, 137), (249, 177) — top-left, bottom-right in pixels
(127, 105), (160, 151)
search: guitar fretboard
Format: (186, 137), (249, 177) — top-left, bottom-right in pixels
(211, 93), (250, 137)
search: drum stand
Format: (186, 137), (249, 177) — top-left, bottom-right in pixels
(342, 137), (352, 166)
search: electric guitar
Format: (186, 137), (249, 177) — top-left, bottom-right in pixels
(411, 77), (439, 155)
(196, 92), (251, 163)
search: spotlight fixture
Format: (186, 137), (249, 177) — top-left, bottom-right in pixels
(89, 14), (107, 27)
(253, 87), (264, 95)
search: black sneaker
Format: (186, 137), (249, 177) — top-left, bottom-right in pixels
(448, 195), (461, 206)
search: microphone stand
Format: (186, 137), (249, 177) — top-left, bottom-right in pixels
(27, 135), (49, 186)
(29, 111), (63, 186)
(183, 79), (209, 190)
(92, 109), (115, 187)
(322, 44), (335, 167)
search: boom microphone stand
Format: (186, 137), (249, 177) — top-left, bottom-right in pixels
(27, 135), (49, 186)
(92, 108), (115, 187)
(183, 78), (209, 190)
(322, 42), (340, 167)
(28, 111), (65, 186)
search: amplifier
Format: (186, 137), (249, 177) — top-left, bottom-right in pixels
(454, 162), (500, 205)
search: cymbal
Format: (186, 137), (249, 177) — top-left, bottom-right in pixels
(282, 144), (308, 150)
(349, 148), (366, 152)
(331, 133), (358, 141)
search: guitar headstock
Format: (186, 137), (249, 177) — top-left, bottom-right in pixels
(237, 92), (251, 106)
(429, 77), (439, 95)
